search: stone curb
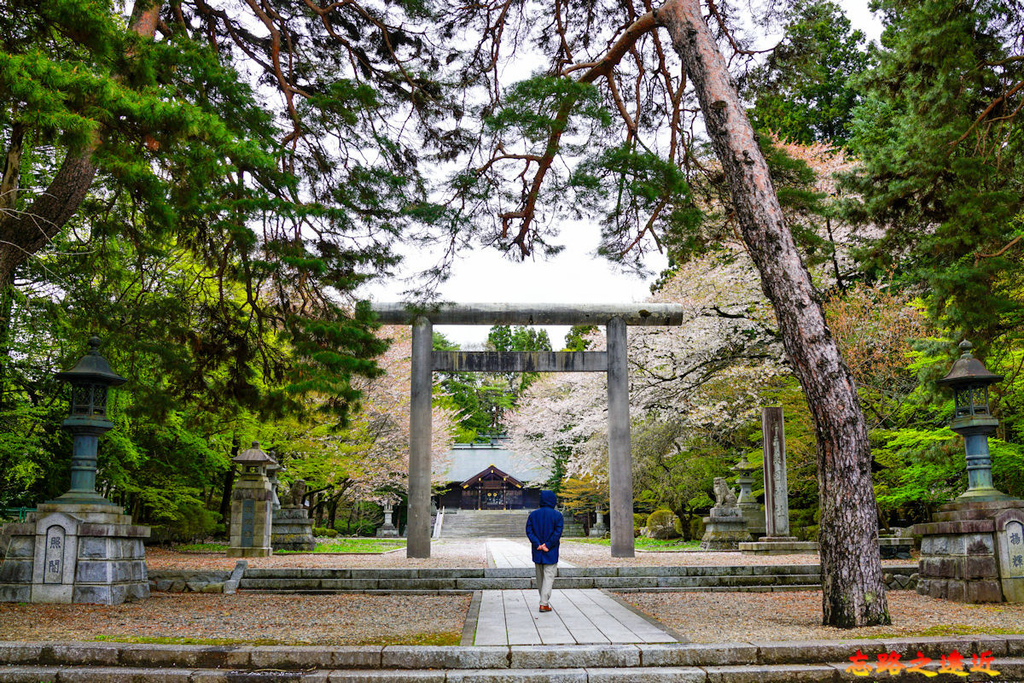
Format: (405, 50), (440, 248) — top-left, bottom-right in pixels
(2, 661), (1023, 682)
(2, 636), (1023, 672)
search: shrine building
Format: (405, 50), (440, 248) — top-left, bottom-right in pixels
(434, 437), (551, 510)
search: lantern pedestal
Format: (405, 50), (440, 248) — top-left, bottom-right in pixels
(0, 503), (150, 605)
(0, 336), (149, 605)
(914, 499), (1024, 603)
(228, 443), (276, 558)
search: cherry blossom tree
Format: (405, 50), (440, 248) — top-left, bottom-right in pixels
(276, 325), (458, 523)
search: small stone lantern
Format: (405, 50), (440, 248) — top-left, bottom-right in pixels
(228, 442), (276, 557)
(50, 336), (127, 506)
(732, 453), (765, 538)
(937, 340), (1008, 501)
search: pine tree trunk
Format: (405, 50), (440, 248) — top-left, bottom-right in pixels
(658, 0), (890, 628)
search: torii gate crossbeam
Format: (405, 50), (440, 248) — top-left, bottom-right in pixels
(372, 303), (684, 559)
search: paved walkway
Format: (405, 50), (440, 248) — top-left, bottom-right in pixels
(471, 588), (680, 645)
(476, 540), (679, 645)
(485, 538), (576, 568)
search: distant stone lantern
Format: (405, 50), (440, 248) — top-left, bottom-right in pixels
(51, 336), (127, 506)
(937, 340), (1009, 501)
(228, 442), (276, 557)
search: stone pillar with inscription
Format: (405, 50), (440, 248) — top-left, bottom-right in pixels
(228, 442), (275, 558)
(739, 408), (817, 555)
(0, 337), (150, 605)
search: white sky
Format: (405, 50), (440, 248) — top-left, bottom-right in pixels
(359, 1), (884, 348)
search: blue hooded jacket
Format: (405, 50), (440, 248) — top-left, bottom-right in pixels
(525, 490), (563, 564)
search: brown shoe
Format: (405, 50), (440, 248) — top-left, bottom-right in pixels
(539, 605), (552, 612)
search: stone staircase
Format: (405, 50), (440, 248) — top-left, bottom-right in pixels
(225, 564), (920, 594)
(3, 635), (1022, 682)
(438, 509), (532, 538)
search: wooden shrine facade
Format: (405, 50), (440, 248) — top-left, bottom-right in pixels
(440, 464), (542, 510)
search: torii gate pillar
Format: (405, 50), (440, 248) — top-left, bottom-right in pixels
(373, 303), (684, 559)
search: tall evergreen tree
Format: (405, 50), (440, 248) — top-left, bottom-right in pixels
(846, 0), (1024, 343)
(744, 0), (871, 147)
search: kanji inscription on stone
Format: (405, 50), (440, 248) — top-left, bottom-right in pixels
(43, 526), (65, 584)
(241, 499), (255, 548)
(1005, 520), (1024, 579)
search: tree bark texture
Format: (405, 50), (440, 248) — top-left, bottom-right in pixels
(657, 0), (890, 628)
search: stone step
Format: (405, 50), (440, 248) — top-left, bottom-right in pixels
(1, 638), (1022, 682)
(236, 564), (863, 579)
(438, 510), (532, 538)
(151, 565), (919, 595)
(236, 573), (824, 593)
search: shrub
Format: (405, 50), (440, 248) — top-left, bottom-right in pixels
(646, 509), (681, 539)
(149, 503), (220, 544)
(313, 526), (339, 538)
(689, 516), (705, 540)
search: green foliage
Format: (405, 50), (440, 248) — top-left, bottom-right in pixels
(572, 143), (703, 263)
(745, 0), (871, 146)
(559, 475), (608, 519)
(845, 0), (1024, 342)
(485, 77), (610, 143)
(313, 527), (340, 538)
(872, 427), (964, 519)
(646, 508), (678, 529)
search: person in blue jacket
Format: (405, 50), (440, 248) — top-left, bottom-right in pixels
(525, 490), (563, 612)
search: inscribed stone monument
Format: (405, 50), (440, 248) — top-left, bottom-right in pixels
(228, 442), (275, 558)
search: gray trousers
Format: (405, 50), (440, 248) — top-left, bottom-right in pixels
(534, 562), (558, 606)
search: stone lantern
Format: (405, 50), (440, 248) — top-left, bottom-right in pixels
(0, 336), (150, 605)
(937, 340), (1008, 501)
(49, 336), (127, 506)
(914, 340), (1024, 603)
(732, 453), (765, 538)
(228, 442), (276, 557)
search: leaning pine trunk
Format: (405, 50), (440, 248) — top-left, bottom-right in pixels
(658, 0), (890, 628)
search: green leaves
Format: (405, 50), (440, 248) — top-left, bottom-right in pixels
(485, 77), (610, 144)
(745, 0), (870, 146)
(846, 0), (1024, 341)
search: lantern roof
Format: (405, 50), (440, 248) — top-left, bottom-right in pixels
(55, 336), (127, 387)
(937, 340), (1003, 388)
(233, 441), (277, 465)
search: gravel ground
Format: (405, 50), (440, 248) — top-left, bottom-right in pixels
(0, 539), (995, 646)
(618, 590), (1024, 643)
(0, 593), (471, 646)
(146, 538), (914, 571)
(2, 589), (1020, 646)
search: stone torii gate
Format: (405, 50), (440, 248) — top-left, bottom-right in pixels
(372, 303), (684, 559)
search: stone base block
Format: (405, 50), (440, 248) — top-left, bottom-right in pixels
(739, 539), (819, 555)
(915, 498), (1024, 603)
(699, 510), (752, 551)
(227, 547), (272, 558)
(878, 536), (915, 560)
(0, 504), (150, 605)
(271, 508), (316, 551)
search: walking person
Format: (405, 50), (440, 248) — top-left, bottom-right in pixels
(525, 490), (563, 612)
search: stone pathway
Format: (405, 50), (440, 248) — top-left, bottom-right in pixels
(477, 541), (675, 646)
(485, 538), (576, 568)
(472, 588), (680, 645)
